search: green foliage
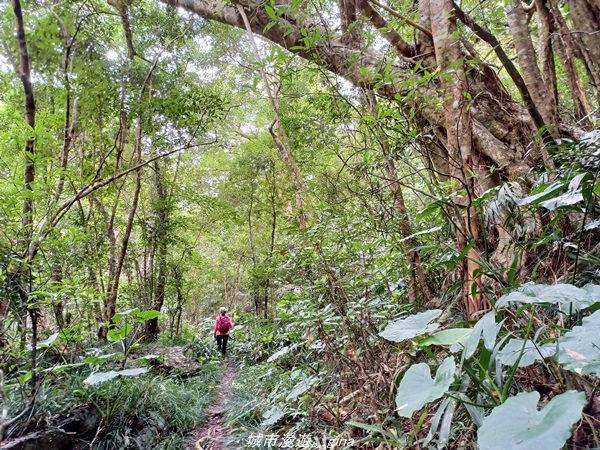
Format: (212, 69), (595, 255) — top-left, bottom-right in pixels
(395, 357), (455, 418)
(477, 391), (586, 450)
(2, 0), (600, 447)
(225, 314), (322, 438)
(185, 333), (222, 362)
(376, 282), (600, 448)
(82, 308), (160, 387)
(81, 366), (221, 449)
(224, 362), (288, 447)
(379, 309), (442, 342)
(558, 310), (600, 375)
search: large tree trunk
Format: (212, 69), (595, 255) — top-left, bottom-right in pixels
(11, 0), (38, 391)
(507, 0), (558, 134)
(429, 0), (490, 317)
(534, 0), (559, 124)
(566, 0), (600, 107)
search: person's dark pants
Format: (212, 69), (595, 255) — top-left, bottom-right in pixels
(216, 334), (229, 355)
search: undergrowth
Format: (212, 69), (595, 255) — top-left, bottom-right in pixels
(217, 281), (600, 450)
(86, 366), (221, 449)
(1, 331), (224, 449)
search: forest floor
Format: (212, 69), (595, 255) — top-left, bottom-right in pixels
(185, 358), (237, 450)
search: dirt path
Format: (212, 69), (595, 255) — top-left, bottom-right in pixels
(186, 360), (237, 450)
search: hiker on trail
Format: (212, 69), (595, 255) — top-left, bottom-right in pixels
(214, 307), (233, 355)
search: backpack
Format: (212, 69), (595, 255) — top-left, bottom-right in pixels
(217, 315), (232, 333)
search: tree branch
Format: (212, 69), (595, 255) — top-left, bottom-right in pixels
(26, 139), (214, 265)
(452, 2), (552, 144)
(107, 0), (136, 59)
(367, 0), (432, 37)
(358, 0), (414, 58)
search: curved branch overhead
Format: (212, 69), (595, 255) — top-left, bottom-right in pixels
(161, 0), (398, 89)
(159, 0), (537, 179)
(154, 0), (598, 317)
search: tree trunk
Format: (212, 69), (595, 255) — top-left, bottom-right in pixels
(364, 91), (433, 306)
(98, 65), (130, 339)
(103, 115), (143, 333)
(11, 0), (38, 391)
(147, 158), (169, 338)
(52, 13), (78, 205)
(100, 56), (159, 337)
(429, 0), (490, 317)
(567, 0), (600, 107)
(172, 266), (184, 336)
(507, 0), (558, 134)
(247, 178), (261, 316)
(50, 267), (66, 329)
(550, 3), (593, 125)
(265, 161), (278, 318)
(534, 0), (558, 120)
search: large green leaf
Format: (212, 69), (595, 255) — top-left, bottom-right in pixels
(379, 309), (442, 343)
(26, 332), (59, 350)
(558, 309), (600, 375)
(112, 308), (161, 322)
(84, 367), (149, 385)
(420, 328), (472, 347)
(497, 339), (556, 367)
(135, 309), (161, 320)
(286, 375), (318, 401)
(463, 311), (500, 359)
(395, 356), (455, 418)
(478, 390), (586, 450)
(261, 405), (285, 426)
(107, 324), (131, 342)
(112, 308), (140, 323)
(496, 283), (600, 314)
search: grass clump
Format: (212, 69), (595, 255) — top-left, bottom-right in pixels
(84, 350), (222, 449)
(90, 375), (218, 448)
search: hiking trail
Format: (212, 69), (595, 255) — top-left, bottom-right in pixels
(186, 359), (237, 450)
